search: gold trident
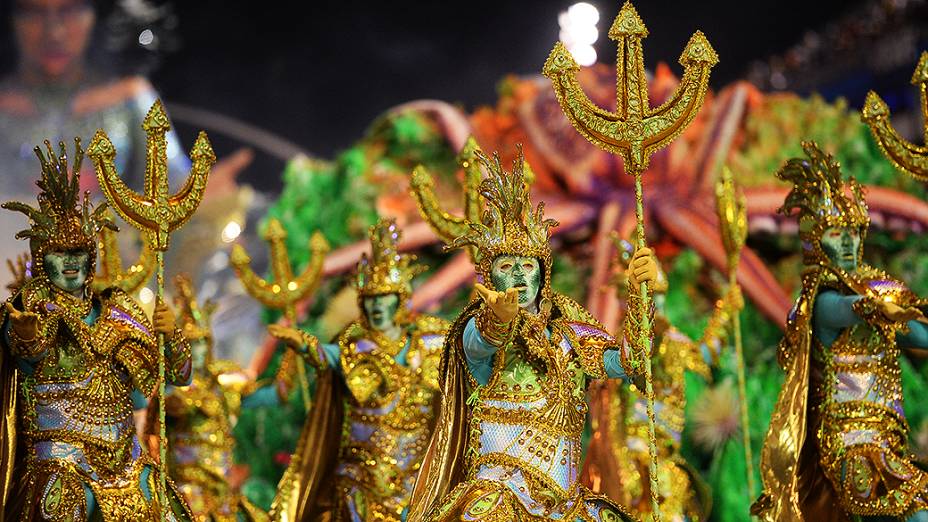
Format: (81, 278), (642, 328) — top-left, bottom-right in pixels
(91, 209), (156, 294)
(230, 218), (329, 411)
(87, 99), (214, 499)
(714, 166), (756, 503)
(411, 136), (536, 265)
(543, 3), (717, 518)
(411, 136), (484, 262)
(862, 51), (928, 181)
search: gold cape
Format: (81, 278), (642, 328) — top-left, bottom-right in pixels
(268, 367), (344, 522)
(406, 300), (480, 522)
(751, 267), (847, 522)
(0, 304), (18, 522)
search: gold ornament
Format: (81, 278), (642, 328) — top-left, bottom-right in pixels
(445, 147), (556, 294)
(87, 99), (214, 500)
(862, 51), (928, 181)
(776, 140), (869, 267)
(231, 217), (329, 409)
(714, 166), (755, 501)
(356, 219), (424, 299)
(543, 4), (717, 518)
(2, 139), (115, 280)
(92, 209), (156, 294)
(174, 273), (215, 347)
(411, 136), (536, 265)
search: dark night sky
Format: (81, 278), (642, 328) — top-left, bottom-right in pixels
(3, 0), (863, 189)
(154, 0), (851, 157)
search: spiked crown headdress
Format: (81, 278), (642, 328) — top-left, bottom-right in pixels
(446, 147), (559, 298)
(2, 139), (115, 280)
(776, 141), (869, 266)
(356, 219), (424, 299)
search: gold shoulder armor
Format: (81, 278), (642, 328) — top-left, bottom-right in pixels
(553, 293), (604, 328)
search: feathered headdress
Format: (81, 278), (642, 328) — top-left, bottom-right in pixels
(776, 141), (869, 266)
(446, 146), (558, 297)
(2, 139), (115, 279)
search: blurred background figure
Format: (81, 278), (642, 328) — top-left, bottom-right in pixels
(0, 0), (191, 193)
(0, 0), (253, 293)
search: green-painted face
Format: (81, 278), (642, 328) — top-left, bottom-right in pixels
(43, 249), (89, 295)
(362, 293), (400, 332)
(490, 255), (541, 310)
(821, 226), (860, 272)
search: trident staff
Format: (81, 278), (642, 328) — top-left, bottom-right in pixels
(543, 2), (717, 518)
(88, 99), (214, 499)
(230, 218), (329, 411)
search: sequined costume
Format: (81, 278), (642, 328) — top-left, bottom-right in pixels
(752, 142), (928, 521)
(146, 275), (269, 522)
(408, 150), (637, 522)
(269, 220), (448, 522)
(604, 257), (740, 521)
(0, 140), (193, 520)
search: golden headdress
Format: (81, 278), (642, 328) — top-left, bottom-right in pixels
(446, 146), (558, 300)
(356, 218), (424, 299)
(2, 139), (115, 281)
(776, 141), (869, 266)
(173, 274), (215, 347)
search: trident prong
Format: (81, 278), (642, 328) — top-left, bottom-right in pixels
(863, 51), (928, 181)
(88, 100), (215, 251)
(231, 218), (330, 410)
(544, 4), (716, 519)
(86, 99), (213, 504)
(544, 3), (717, 175)
(411, 136), (535, 264)
(92, 209), (156, 295)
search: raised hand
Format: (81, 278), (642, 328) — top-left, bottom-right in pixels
(475, 283), (519, 324)
(268, 324), (308, 351)
(627, 247), (658, 288)
(5, 302), (38, 341)
(152, 302), (177, 337)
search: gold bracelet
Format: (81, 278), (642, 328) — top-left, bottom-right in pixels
(476, 306), (517, 347)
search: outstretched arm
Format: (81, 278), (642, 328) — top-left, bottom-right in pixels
(268, 324), (339, 372)
(3, 301), (54, 365)
(463, 284), (520, 386)
(899, 320), (928, 349)
(463, 317), (500, 386)
(813, 290), (864, 347)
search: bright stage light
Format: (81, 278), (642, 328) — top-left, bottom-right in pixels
(139, 287), (154, 304)
(559, 3), (600, 66)
(571, 44), (598, 66)
(568, 2), (600, 26)
(138, 29), (154, 46)
(221, 221), (242, 243)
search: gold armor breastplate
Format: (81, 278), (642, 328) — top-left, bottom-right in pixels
(11, 282), (158, 482)
(471, 321), (589, 497)
(820, 321), (904, 423)
(335, 323), (444, 508)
